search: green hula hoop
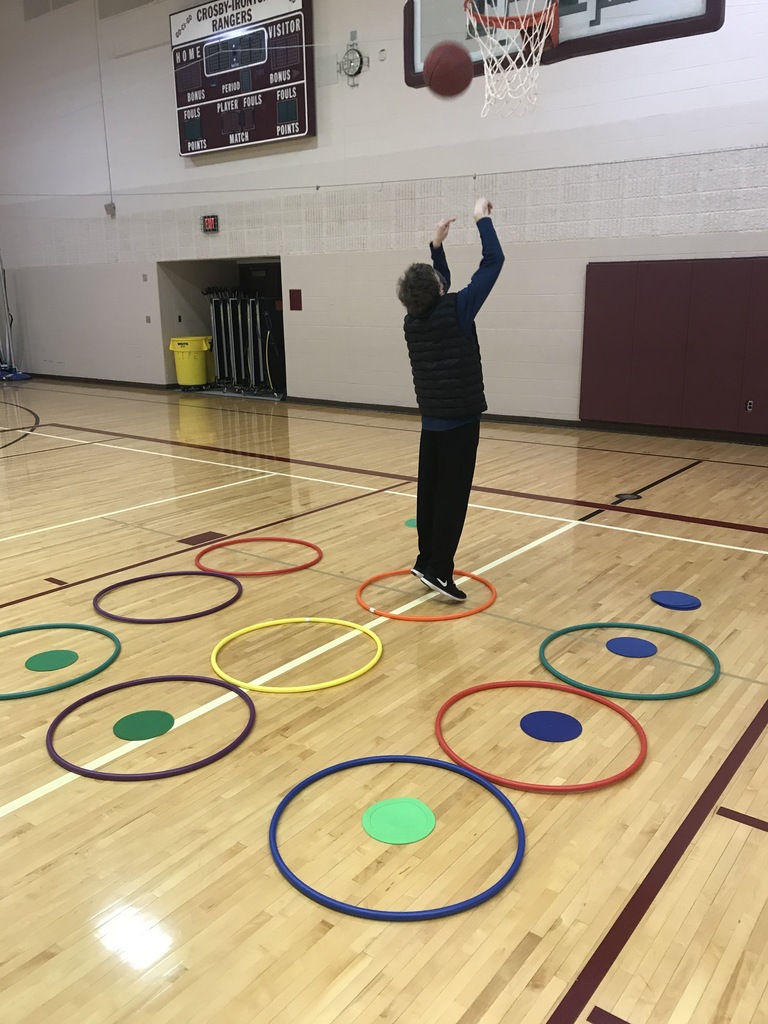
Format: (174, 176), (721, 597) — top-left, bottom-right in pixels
(539, 622), (720, 701)
(1, 623), (121, 700)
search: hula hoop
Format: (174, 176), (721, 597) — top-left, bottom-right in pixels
(194, 536), (322, 577)
(540, 622), (721, 700)
(93, 571), (243, 624)
(0, 623), (121, 701)
(435, 681), (647, 793)
(46, 675), (256, 781)
(212, 617), (383, 693)
(269, 754), (525, 921)
(356, 569), (496, 622)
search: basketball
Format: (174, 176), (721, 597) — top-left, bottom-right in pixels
(423, 41), (474, 98)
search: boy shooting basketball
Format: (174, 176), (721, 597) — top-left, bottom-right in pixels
(397, 197), (504, 600)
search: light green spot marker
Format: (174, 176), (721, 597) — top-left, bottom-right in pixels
(25, 650), (79, 672)
(113, 710), (175, 742)
(405, 518), (417, 528)
(362, 798), (436, 845)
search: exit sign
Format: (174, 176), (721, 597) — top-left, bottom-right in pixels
(201, 214), (219, 233)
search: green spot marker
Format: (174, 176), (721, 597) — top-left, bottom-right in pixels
(405, 518), (417, 528)
(113, 710), (175, 742)
(362, 798), (436, 845)
(25, 650), (79, 673)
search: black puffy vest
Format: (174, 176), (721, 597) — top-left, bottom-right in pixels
(403, 294), (487, 418)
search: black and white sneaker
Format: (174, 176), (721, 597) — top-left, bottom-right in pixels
(410, 562), (427, 580)
(421, 572), (467, 602)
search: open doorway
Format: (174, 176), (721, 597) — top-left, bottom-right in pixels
(157, 257), (287, 400)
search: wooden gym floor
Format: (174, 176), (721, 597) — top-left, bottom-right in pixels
(1, 380), (767, 1024)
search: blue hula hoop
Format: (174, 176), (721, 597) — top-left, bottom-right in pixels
(269, 754), (526, 922)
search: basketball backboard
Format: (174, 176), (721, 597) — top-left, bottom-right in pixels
(403, 0), (726, 87)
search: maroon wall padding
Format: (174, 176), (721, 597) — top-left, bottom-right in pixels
(579, 263), (638, 422)
(628, 261), (693, 428)
(739, 260), (768, 433)
(682, 259), (753, 432)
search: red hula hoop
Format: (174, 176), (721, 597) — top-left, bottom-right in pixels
(435, 680), (647, 793)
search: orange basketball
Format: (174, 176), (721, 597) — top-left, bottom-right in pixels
(423, 41), (474, 98)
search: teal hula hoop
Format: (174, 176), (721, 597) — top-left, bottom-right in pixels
(1, 623), (121, 700)
(539, 622), (720, 701)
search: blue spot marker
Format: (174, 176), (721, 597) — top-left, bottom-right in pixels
(651, 590), (701, 611)
(606, 636), (658, 659)
(521, 710), (582, 743)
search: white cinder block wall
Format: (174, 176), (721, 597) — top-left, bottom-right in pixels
(0, 0), (766, 416)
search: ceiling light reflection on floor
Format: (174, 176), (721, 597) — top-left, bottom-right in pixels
(96, 905), (172, 970)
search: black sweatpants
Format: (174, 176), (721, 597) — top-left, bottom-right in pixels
(416, 419), (480, 580)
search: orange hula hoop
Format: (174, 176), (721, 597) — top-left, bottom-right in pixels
(356, 569), (496, 622)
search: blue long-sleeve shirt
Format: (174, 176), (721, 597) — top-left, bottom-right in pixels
(422, 217), (504, 431)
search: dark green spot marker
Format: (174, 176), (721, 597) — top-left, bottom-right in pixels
(113, 710), (175, 741)
(25, 650), (79, 672)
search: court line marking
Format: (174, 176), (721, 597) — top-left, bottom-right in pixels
(4, 430), (765, 557)
(13, 429), (383, 494)
(0, 692), (237, 819)
(5, 432), (765, 557)
(45, 420), (768, 537)
(0, 476), (270, 545)
(11, 430), (281, 475)
(15, 386), (768, 473)
(0, 523), (575, 821)
(241, 521), (580, 687)
(385, 491), (768, 557)
(545, 696), (768, 1024)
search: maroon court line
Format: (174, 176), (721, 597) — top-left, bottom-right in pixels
(482, 430), (768, 473)
(24, 383), (768, 469)
(545, 697), (768, 1024)
(471, 483), (768, 538)
(47, 422), (413, 482)
(587, 1008), (633, 1024)
(717, 806), (768, 833)
(0, 436), (126, 461)
(0, 482), (406, 611)
(48, 423), (768, 539)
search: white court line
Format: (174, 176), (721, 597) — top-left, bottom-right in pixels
(2, 432), (765, 816)
(17, 429), (383, 495)
(0, 692), (236, 819)
(20, 429), (767, 555)
(385, 490), (768, 558)
(95, 439), (384, 493)
(0, 476), (267, 545)
(15, 430), (277, 476)
(0, 522), (576, 821)
(248, 522), (580, 685)
(577, 517), (768, 556)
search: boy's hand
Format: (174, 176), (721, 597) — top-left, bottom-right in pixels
(473, 197), (493, 221)
(432, 217), (456, 248)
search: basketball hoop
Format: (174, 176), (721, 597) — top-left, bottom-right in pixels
(464, 0), (559, 116)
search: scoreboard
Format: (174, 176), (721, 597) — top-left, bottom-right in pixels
(170, 0), (315, 156)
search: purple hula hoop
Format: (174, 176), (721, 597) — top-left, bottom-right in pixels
(46, 675), (256, 781)
(93, 571), (243, 624)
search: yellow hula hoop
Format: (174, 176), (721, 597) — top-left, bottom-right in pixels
(211, 617), (383, 693)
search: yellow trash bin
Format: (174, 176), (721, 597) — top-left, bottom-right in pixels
(170, 336), (212, 386)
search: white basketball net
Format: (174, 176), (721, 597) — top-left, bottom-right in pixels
(464, 0), (558, 116)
